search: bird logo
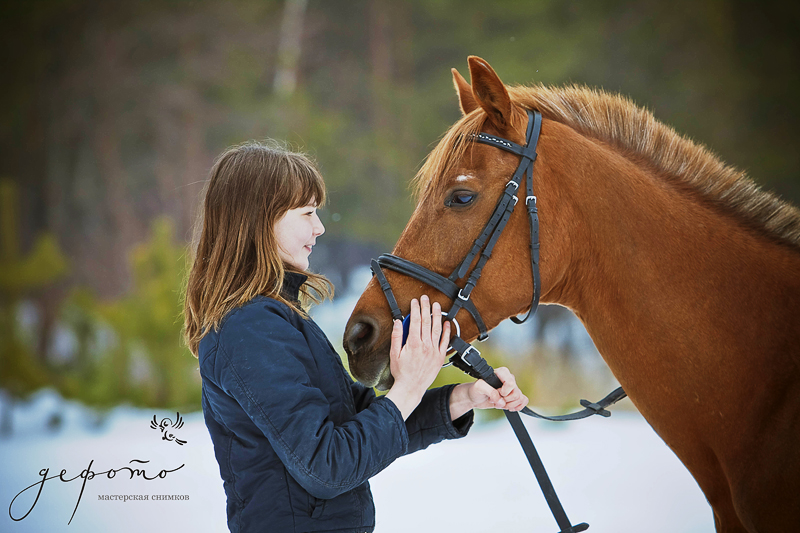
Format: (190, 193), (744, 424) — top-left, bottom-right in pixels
(150, 412), (187, 445)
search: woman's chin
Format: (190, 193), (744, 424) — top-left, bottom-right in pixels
(286, 259), (309, 271)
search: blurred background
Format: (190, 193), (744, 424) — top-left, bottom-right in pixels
(3, 0), (800, 423)
(0, 2), (798, 529)
(3, 0), (800, 425)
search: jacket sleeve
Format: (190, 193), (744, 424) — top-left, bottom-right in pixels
(350, 381), (473, 455)
(349, 380), (377, 412)
(212, 307), (409, 500)
(404, 384), (473, 454)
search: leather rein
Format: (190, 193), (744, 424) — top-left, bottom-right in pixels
(370, 110), (627, 533)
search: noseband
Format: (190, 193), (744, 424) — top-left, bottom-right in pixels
(371, 109), (543, 380)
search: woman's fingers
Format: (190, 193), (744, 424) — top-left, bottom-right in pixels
(390, 296), (449, 404)
(472, 379), (503, 407)
(438, 321), (451, 356)
(407, 295), (447, 352)
(495, 367), (517, 397)
(506, 394), (528, 411)
(407, 298), (421, 348)
(399, 295), (450, 368)
(468, 368), (529, 411)
(420, 295), (431, 347)
(494, 367), (528, 411)
(430, 301), (442, 349)
(389, 319), (402, 360)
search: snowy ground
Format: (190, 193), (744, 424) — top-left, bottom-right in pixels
(0, 389), (714, 533)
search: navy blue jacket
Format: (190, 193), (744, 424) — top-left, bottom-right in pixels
(198, 273), (473, 533)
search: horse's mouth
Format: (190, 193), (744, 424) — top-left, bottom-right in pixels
(347, 346), (394, 391)
(374, 365), (394, 391)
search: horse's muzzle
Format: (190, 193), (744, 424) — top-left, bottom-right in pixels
(344, 314), (393, 389)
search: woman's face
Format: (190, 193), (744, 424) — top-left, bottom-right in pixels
(274, 200), (325, 271)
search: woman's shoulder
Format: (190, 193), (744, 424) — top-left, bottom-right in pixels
(218, 295), (304, 346)
(200, 295), (303, 366)
(223, 294), (297, 327)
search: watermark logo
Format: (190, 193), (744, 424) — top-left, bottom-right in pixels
(8, 412), (190, 524)
(150, 412), (187, 445)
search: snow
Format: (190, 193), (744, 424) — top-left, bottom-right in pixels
(0, 390), (715, 533)
(2, 277), (714, 531)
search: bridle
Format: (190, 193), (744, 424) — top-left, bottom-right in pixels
(372, 109), (543, 378)
(368, 109), (627, 533)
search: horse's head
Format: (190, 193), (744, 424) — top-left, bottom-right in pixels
(344, 56), (571, 389)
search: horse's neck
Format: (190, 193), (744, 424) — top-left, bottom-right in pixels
(547, 130), (800, 405)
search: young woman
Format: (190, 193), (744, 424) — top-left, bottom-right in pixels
(183, 141), (527, 533)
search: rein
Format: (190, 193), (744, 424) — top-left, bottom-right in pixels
(370, 110), (627, 533)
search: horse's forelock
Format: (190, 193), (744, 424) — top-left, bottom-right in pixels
(411, 112), (488, 201)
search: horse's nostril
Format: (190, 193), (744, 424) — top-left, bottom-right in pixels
(346, 318), (378, 355)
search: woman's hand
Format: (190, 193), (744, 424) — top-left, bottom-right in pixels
(449, 367), (529, 420)
(385, 295), (451, 420)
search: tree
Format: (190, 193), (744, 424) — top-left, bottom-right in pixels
(0, 179), (68, 435)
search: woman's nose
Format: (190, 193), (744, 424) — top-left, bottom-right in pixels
(314, 213), (325, 236)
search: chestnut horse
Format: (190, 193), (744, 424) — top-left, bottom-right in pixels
(343, 56), (800, 532)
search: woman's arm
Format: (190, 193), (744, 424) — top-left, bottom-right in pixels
(214, 305), (410, 500)
(346, 296), (474, 455)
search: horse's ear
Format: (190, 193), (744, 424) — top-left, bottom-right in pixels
(452, 68), (478, 116)
(467, 56), (514, 129)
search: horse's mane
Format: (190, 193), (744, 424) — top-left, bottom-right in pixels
(413, 84), (800, 250)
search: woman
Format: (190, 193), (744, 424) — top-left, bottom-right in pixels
(183, 141), (527, 533)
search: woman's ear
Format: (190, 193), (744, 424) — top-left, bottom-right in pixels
(452, 68), (478, 116)
(467, 56), (516, 130)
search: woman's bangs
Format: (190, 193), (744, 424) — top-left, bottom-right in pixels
(289, 162), (327, 209)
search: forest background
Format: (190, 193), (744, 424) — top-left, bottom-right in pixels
(2, 0), (799, 430)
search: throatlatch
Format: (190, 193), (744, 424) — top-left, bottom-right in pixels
(371, 110), (627, 533)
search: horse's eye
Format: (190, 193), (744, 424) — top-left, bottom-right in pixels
(446, 192), (476, 207)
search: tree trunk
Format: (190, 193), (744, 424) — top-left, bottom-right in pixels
(369, 0), (392, 134)
(274, 0), (308, 98)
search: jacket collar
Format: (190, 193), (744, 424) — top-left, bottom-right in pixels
(281, 271), (308, 304)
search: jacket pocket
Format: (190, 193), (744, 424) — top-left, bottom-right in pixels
(286, 472), (325, 521)
(310, 496), (326, 519)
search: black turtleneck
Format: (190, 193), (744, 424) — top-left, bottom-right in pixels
(281, 271), (308, 304)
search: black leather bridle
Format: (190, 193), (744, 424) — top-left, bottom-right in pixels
(372, 109), (543, 377)
(369, 109), (627, 533)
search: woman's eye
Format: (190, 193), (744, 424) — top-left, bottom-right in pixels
(446, 193), (475, 207)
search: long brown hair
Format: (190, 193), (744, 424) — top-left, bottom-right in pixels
(183, 140), (333, 356)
